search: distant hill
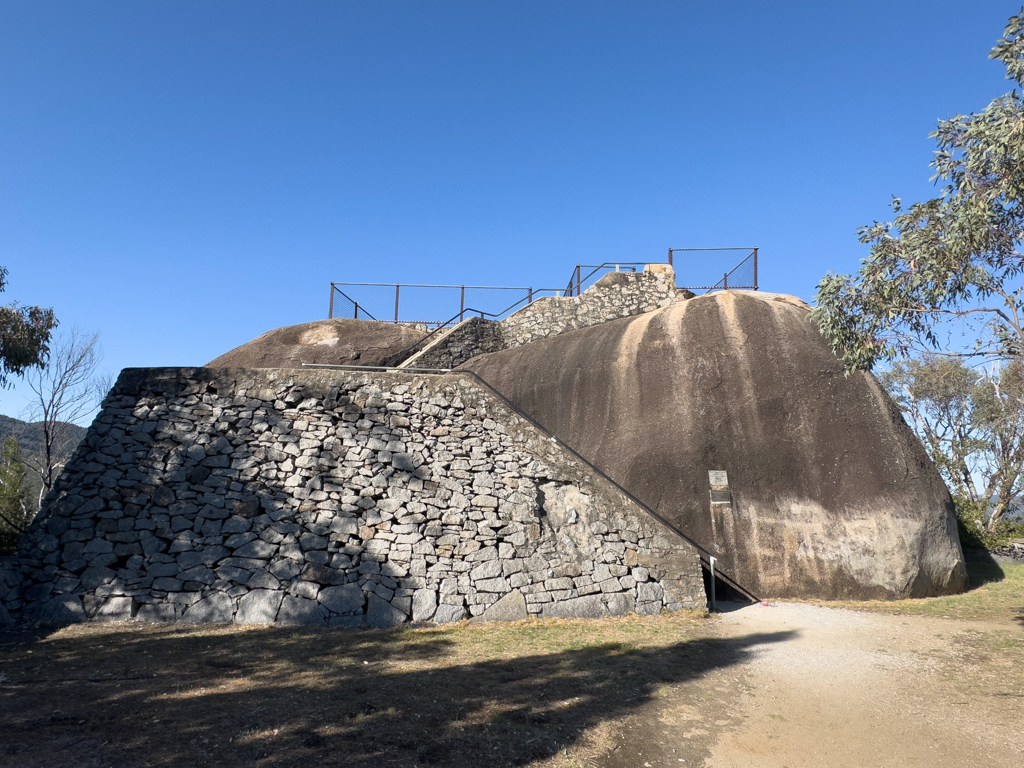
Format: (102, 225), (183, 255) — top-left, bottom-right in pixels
(0, 414), (88, 511)
(0, 414), (87, 458)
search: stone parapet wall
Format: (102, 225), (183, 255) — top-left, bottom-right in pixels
(0, 367), (705, 627)
(408, 268), (689, 370)
(500, 268), (688, 348)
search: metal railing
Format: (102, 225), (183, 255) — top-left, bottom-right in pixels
(668, 247), (758, 291)
(328, 283), (548, 327)
(329, 248), (760, 324)
(301, 361), (759, 604)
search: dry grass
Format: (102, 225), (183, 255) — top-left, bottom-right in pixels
(812, 560), (1024, 625)
(0, 611), (768, 768)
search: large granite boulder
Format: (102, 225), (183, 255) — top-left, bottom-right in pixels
(461, 291), (967, 600)
(207, 318), (425, 369)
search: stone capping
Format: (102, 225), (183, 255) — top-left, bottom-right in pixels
(0, 367), (705, 627)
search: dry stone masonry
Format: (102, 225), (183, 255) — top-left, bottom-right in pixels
(401, 266), (690, 370)
(0, 367), (705, 627)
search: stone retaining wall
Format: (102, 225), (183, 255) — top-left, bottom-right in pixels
(0, 367), (705, 627)
(406, 267), (690, 370)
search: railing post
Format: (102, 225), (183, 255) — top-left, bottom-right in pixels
(668, 248), (673, 267)
(460, 286), (465, 322)
(528, 288), (533, 305)
(753, 247), (758, 290)
(575, 265), (581, 296)
(724, 273), (728, 290)
(394, 285), (400, 323)
(354, 302), (359, 319)
(709, 556), (717, 612)
(328, 283), (335, 319)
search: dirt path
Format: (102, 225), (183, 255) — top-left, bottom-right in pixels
(601, 602), (1024, 767)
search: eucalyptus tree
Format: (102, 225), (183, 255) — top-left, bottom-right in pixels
(0, 266), (56, 387)
(814, 12), (1024, 372)
(881, 356), (1024, 532)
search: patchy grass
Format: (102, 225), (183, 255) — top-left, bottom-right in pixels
(819, 561), (1024, 625)
(0, 611), (790, 768)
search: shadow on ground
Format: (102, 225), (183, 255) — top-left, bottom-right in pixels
(0, 621), (794, 768)
(963, 549), (1006, 590)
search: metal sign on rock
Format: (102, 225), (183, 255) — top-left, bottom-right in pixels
(708, 470), (728, 486)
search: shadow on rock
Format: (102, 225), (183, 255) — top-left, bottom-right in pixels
(0, 623), (795, 768)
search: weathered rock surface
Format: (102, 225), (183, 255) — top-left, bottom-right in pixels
(462, 291), (967, 600)
(207, 318), (426, 369)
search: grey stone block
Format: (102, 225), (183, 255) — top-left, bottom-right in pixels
(152, 486), (175, 507)
(180, 592), (235, 623)
(80, 566), (117, 590)
(234, 590), (284, 624)
(366, 594), (407, 628)
(177, 551), (206, 570)
(411, 588), (437, 621)
(469, 559), (502, 581)
(83, 538), (114, 554)
(603, 592), (635, 616)
(318, 584), (364, 615)
(541, 595), (608, 619)
(432, 603), (467, 623)
(35, 594), (86, 624)
(637, 582), (664, 603)
(472, 589), (528, 623)
(247, 569), (280, 589)
(289, 580), (319, 600)
(94, 596), (134, 622)
(635, 601), (661, 616)
(234, 540), (277, 559)
(476, 577), (510, 593)
(153, 577), (184, 591)
(277, 595), (326, 626)
(329, 517), (358, 535)
(135, 603), (177, 622)
(216, 565), (253, 583)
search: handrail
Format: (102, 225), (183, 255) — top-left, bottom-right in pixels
(300, 362), (759, 602)
(380, 289), (567, 367)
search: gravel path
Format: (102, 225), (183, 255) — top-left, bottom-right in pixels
(601, 602), (1023, 767)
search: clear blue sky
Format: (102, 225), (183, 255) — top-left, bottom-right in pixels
(0, 1), (1019, 418)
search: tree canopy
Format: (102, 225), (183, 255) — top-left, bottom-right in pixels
(0, 266), (57, 388)
(813, 12), (1024, 372)
(881, 356), (1024, 534)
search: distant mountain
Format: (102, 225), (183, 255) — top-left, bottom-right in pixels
(0, 414), (88, 511)
(0, 414), (87, 458)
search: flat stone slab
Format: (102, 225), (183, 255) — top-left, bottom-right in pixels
(472, 589), (527, 623)
(94, 596), (133, 622)
(318, 584), (363, 615)
(366, 594), (407, 628)
(541, 593), (635, 619)
(277, 595), (326, 626)
(235, 589), (284, 624)
(34, 595), (86, 624)
(433, 603), (468, 624)
(181, 592), (235, 624)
